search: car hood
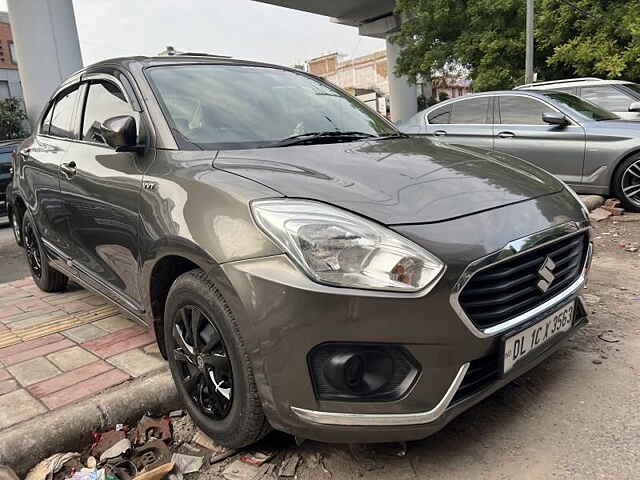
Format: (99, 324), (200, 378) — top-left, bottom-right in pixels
(214, 137), (565, 225)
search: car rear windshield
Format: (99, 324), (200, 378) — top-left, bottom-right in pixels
(539, 91), (619, 121)
(146, 64), (397, 150)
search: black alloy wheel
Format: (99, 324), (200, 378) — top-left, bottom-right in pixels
(621, 158), (640, 210)
(172, 305), (234, 419)
(23, 219), (42, 278)
(11, 210), (22, 246)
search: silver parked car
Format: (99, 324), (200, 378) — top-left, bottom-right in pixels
(514, 78), (640, 121)
(400, 90), (640, 212)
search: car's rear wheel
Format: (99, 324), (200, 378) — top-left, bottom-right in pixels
(10, 209), (22, 247)
(22, 212), (68, 292)
(613, 155), (640, 212)
(164, 269), (270, 448)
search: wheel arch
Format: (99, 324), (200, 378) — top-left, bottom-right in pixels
(611, 148), (640, 192)
(143, 240), (246, 359)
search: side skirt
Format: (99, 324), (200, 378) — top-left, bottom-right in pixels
(41, 239), (149, 327)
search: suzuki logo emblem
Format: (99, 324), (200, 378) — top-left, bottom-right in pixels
(536, 256), (556, 293)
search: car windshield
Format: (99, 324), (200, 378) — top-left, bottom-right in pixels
(539, 91), (619, 121)
(146, 64), (397, 150)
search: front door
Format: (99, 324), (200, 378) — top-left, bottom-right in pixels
(57, 76), (146, 310)
(493, 95), (586, 184)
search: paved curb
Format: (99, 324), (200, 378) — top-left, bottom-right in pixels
(0, 369), (180, 476)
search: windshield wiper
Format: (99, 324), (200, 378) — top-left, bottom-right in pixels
(275, 131), (377, 147)
(375, 132), (410, 139)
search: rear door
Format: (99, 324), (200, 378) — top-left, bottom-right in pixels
(57, 72), (147, 311)
(493, 95), (586, 184)
(425, 96), (494, 150)
(22, 84), (81, 248)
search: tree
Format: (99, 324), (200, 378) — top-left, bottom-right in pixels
(391, 0), (640, 92)
(0, 98), (28, 140)
(537, 0), (640, 81)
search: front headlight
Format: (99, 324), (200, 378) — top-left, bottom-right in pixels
(251, 199), (445, 292)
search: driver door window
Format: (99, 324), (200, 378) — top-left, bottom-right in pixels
(498, 96), (549, 125)
(81, 81), (135, 145)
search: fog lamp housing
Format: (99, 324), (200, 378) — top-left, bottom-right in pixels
(308, 343), (420, 401)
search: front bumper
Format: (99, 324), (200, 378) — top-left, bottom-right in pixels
(221, 193), (591, 443)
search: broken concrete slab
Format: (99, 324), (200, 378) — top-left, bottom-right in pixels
(589, 208), (612, 222)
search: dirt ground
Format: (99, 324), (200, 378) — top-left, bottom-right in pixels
(183, 216), (640, 480)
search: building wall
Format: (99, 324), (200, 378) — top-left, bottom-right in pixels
(308, 51), (390, 97)
(0, 12), (21, 101)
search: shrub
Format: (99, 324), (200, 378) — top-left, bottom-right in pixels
(0, 97), (28, 140)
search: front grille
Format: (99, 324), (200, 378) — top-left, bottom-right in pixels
(459, 232), (587, 330)
(451, 353), (500, 405)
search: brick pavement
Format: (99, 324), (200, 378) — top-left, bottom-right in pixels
(0, 277), (166, 430)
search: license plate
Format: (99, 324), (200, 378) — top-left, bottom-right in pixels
(502, 301), (575, 374)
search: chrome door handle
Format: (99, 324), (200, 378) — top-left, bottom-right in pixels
(60, 161), (77, 179)
(498, 131), (515, 138)
(433, 130), (447, 137)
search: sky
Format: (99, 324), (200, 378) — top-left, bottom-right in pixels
(0, 0), (386, 67)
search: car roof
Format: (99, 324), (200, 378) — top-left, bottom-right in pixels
(80, 54), (301, 74)
(514, 78), (635, 90)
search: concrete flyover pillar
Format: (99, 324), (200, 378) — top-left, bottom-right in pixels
(385, 38), (417, 123)
(7, 0), (83, 125)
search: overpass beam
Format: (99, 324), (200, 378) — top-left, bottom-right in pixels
(385, 38), (417, 123)
(7, 0), (83, 124)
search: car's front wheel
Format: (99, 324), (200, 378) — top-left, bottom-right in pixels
(22, 212), (68, 292)
(613, 155), (640, 212)
(164, 269), (270, 448)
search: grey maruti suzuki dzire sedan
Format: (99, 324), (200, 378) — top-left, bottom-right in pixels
(7, 55), (592, 447)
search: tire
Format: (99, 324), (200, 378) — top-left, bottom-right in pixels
(164, 269), (270, 448)
(612, 155), (640, 213)
(10, 209), (23, 247)
(22, 212), (68, 292)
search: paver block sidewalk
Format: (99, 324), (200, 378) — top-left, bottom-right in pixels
(0, 277), (166, 431)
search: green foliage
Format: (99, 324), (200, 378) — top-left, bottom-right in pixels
(391, 0), (640, 92)
(0, 97), (27, 140)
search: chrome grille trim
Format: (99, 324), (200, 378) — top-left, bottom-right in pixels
(450, 221), (592, 339)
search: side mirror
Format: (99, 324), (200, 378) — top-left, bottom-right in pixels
(542, 112), (570, 126)
(629, 102), (640, 112)
(101, 115), (144, 153)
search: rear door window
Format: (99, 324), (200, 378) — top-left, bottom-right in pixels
(581, 86), (632, 112)
(427, 105), (451, 124)
(48, 86), (80, 139)
(450, 97), (491, 124)
(498, 96), (549, 125)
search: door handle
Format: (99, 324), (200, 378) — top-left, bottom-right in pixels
(60, 161), (77, 179)
(498, 131), (515, 138)
(433, 130), (447, 137)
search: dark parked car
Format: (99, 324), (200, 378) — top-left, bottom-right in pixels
(400, 90), (640, 212)
(10, 55), (592, 448)
(0, 139), (21, 219)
